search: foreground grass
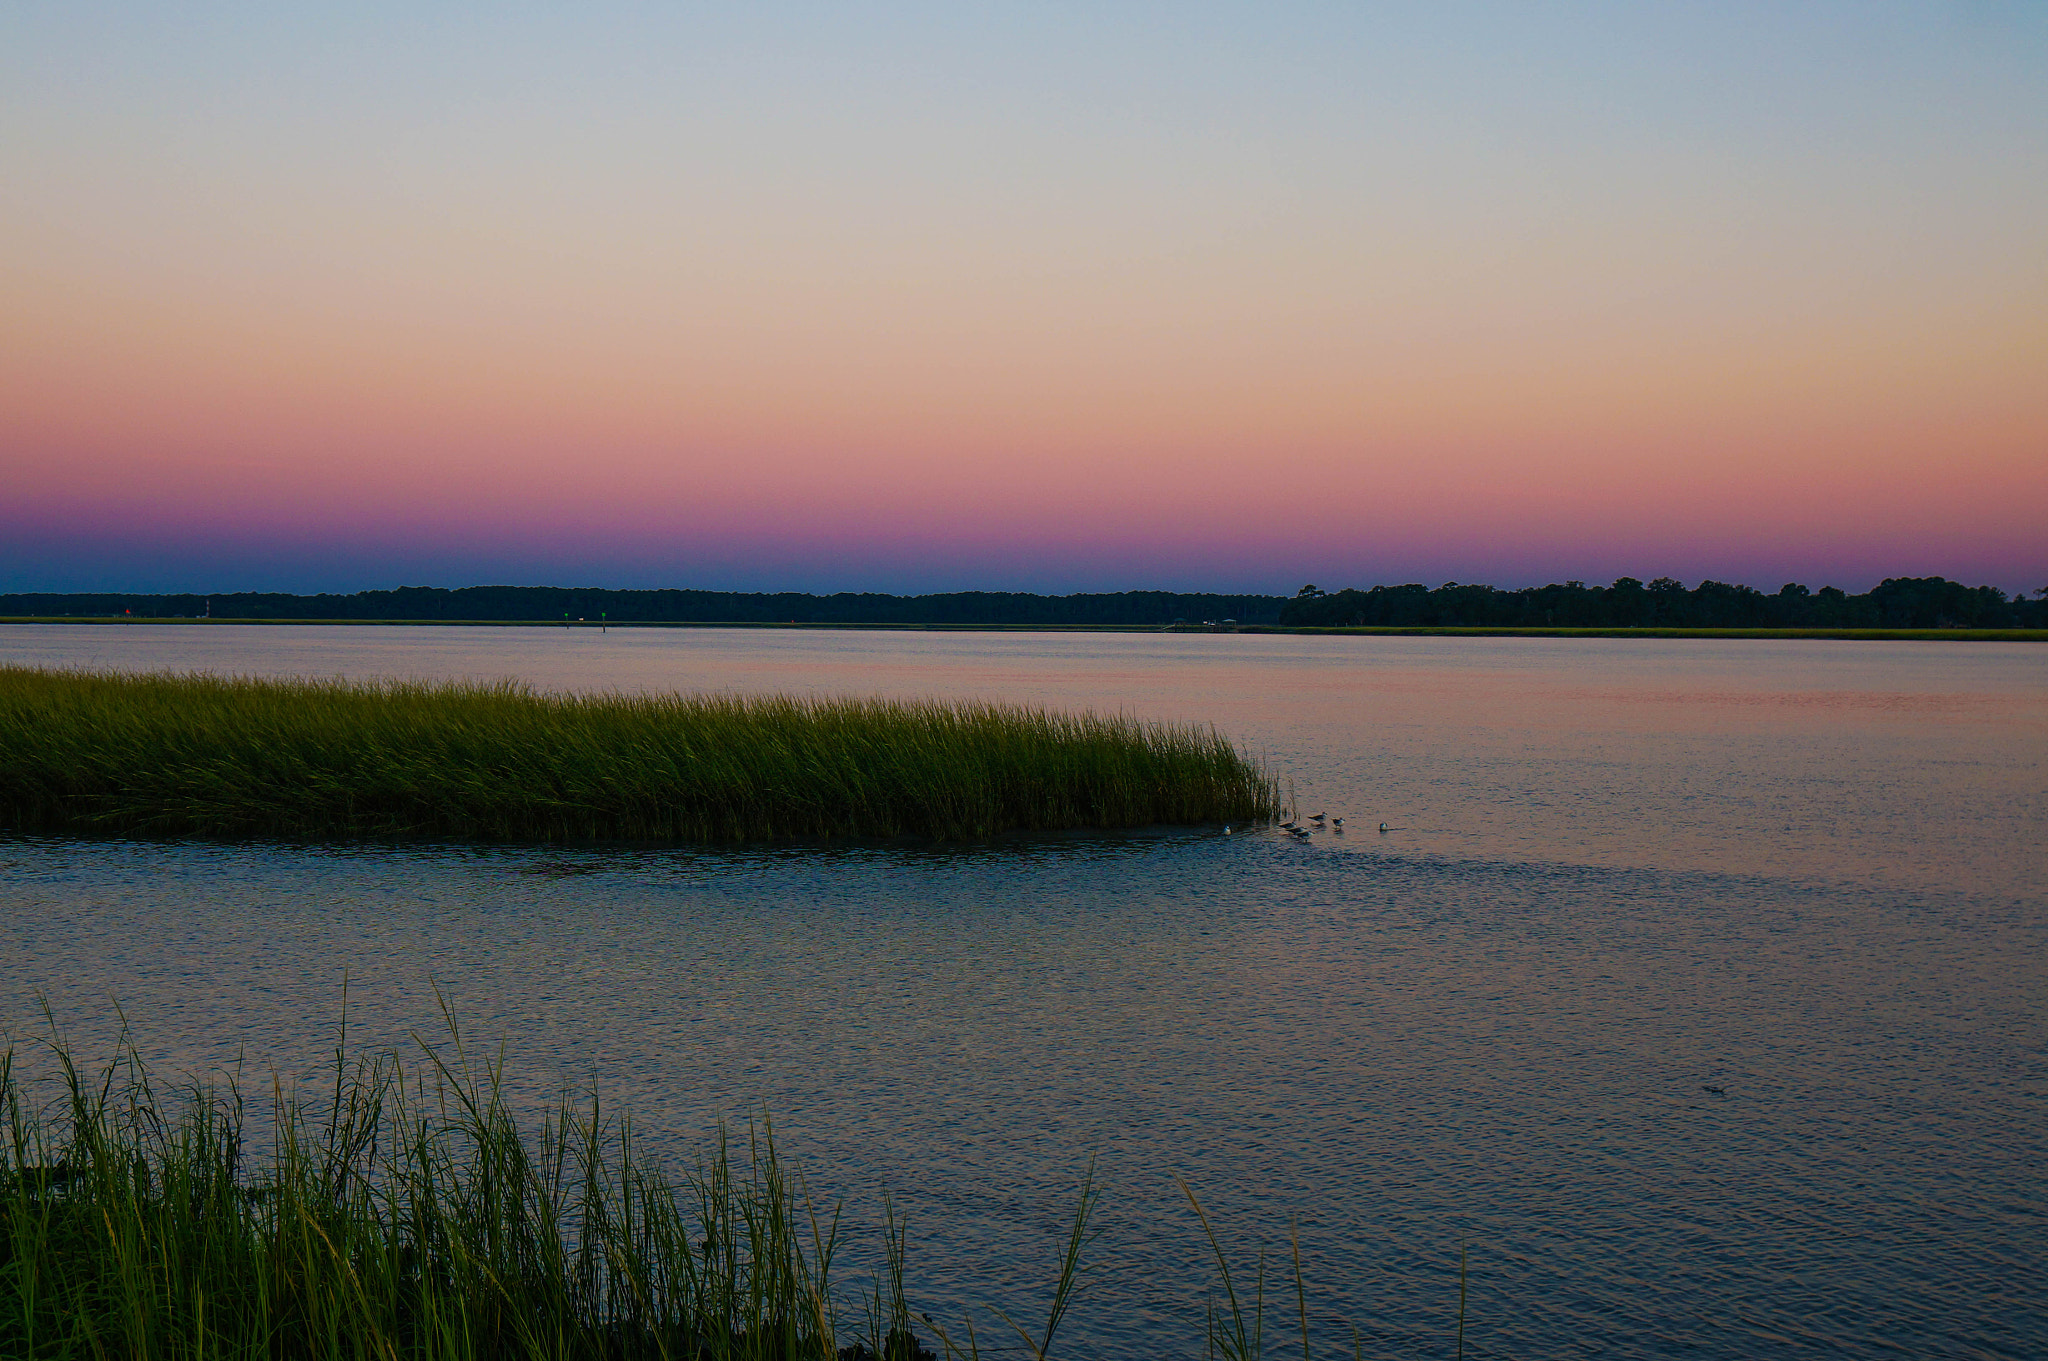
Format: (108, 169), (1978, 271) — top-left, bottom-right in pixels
(1, 1020), (997, 1361)
(0, 666), (1279, 841)
(1, 1018), (1387, 1360)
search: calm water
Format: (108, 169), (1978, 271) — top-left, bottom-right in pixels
(4, 625), (2045, 1357)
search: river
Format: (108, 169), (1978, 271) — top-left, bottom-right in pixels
(3, 625), (2042, 1357)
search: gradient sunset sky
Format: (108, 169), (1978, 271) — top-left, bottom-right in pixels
(4, 2), (2044, 595)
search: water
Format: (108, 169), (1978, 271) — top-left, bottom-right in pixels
(4, 625), (2045, 1356)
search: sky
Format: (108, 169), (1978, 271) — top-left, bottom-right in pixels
(3, 2), (2044, 596)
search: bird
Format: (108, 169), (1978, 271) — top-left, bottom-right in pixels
(1703, 1084), (1726, 1096)
(1331, 817), (1343, 828)
(1379, 823), (1390, 833)
(1289, 826), (1312, 839)
(1309, 812), (1325, 823)
(1280, 819), (1297, 830)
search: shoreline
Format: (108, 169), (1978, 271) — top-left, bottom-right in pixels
(4, 615), (2045, 641)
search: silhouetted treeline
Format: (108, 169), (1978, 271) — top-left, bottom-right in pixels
(0, 586), (1286, 626)
(1279, 576), (2048, 629)
(7, 576), (2043, 629)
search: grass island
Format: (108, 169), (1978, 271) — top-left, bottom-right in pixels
(0, 666), (1280, 842)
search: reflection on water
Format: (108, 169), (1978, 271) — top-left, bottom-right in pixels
(3, 626), (2045, 1356)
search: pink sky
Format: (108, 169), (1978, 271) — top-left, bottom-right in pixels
(4, 4), (2043, 594)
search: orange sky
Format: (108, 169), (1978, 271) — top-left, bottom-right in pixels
(4, 3), (2044, 592)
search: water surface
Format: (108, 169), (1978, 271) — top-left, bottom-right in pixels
(4, 626), (2044, 1356)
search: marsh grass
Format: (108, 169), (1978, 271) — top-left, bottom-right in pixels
(0, 666), (1279, 842)
(0, 1012), (1429, 1361)
(0, 1004), (1076, 1361)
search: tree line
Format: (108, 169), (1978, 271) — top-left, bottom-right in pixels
(4, 575), (2041, 629)
(0, 586), (1288, 626)
(1278, 576), (2048, 629)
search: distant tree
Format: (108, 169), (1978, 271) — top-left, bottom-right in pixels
(1604, 577), (1646, 626)
(1767, 582), (1813, 626)
(1643, 577), (1687, 625)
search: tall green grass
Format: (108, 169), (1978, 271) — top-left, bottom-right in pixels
(0, 1014), (1419, 1360)
(0, 666), (1279, 841)
(0, 1013), (995, 1360)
